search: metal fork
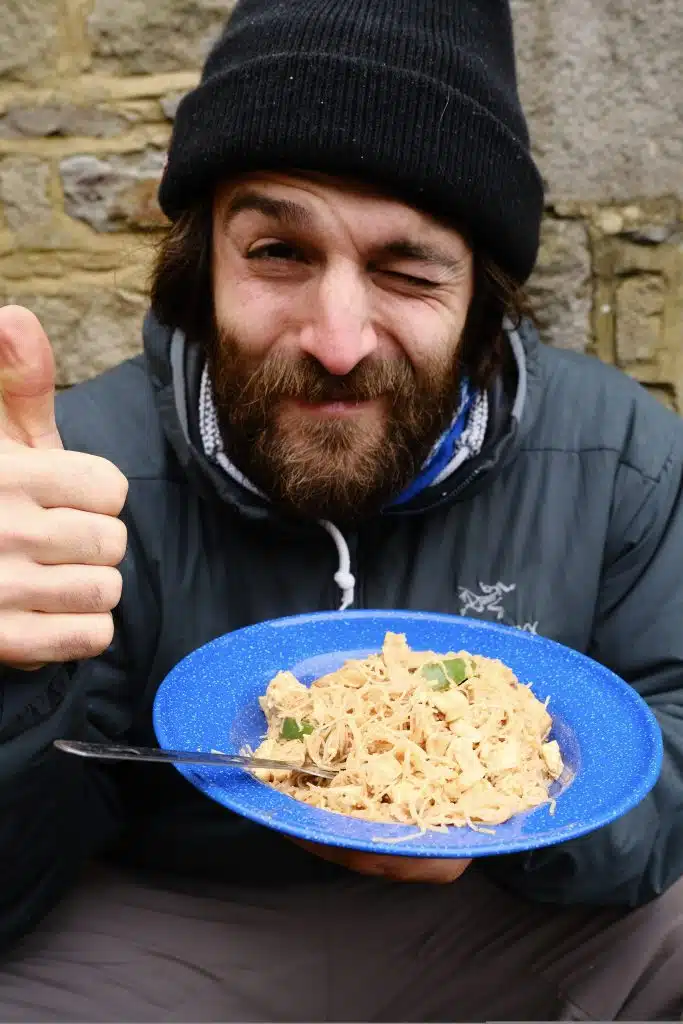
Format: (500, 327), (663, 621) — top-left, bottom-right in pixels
(54, 739), (337, 780)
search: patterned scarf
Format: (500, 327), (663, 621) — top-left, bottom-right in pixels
(198, 364), (489, 504)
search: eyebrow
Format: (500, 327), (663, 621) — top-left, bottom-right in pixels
(375, 239), (465, 275)
(221, 191), (315, 231)
(221, 193), (464, 275)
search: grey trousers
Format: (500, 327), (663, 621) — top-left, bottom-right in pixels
(0, 864), (682, 1022)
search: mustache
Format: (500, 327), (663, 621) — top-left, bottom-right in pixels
(227, 351), (419, 408)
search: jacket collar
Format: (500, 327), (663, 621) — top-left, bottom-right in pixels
(143, 307), (537, 522)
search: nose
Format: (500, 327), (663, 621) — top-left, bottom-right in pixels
(299, 262), (378, 376)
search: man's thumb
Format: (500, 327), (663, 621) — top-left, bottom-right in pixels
(0, 305), (62, 451)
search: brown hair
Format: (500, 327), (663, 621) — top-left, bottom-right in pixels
(150, 199), (533, 389)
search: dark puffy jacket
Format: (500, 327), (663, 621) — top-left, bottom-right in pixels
(2, 312), (683, 949)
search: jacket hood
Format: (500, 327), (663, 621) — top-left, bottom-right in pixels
(142, 308), (536, 524)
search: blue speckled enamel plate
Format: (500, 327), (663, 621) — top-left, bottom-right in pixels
(153, 611), (663, 858)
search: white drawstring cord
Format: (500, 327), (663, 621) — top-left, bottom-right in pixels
(201, 363), (362, 612)
(319, 520), (356, 611)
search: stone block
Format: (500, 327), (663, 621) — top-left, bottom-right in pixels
(116, 100), (167, 126)
(0, 0), (59, 82)
(0, 104), (129, 140)
(0, 239), (156, 281)
(527, 217), (591, 352)
(88, 0), (234, 75)
(512, 0), (683, 202)
(0, 157), (53, 239)
(616, 200), (682, 247)
(60, 151), (168, 232)
(615, 275), (665, 366)
(0, 291), (146, 387)
(592, 224), (683, 409)
(112, 178), (169, 230)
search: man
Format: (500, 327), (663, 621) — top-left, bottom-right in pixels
(0, 0), (682, 1019)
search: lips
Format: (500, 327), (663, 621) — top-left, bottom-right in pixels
(287, 397), (377, 415)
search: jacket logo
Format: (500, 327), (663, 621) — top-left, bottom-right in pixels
(458, 581), (538, 634)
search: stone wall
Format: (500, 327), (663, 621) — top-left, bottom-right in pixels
(1, 0), (681, 406)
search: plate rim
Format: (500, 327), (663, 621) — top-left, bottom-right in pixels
(153, 610), (664, 858)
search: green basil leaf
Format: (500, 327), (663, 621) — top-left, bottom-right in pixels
(431, 678), (452, 692)
(444, 657), (468, 685)
(281, 717), (303, 740)
(422, 664), (451, 690)
(280, 718), (314, 741)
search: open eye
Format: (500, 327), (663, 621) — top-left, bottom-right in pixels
(247, 241), (305, 262)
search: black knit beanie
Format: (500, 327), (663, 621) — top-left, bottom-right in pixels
(158, 0), (544, 283)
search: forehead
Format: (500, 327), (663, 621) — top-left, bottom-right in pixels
(214, 171), (468, 250)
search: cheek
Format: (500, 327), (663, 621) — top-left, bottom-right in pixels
(212, 238), (303, 356)
(212, 269), (294, 358)
(385, 304), (465, 371)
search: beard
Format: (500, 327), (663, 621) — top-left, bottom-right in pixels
(207, 324), (462, 523)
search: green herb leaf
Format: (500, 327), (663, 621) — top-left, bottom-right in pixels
(422, 658), (469, 691)
(281, 717), (301, 740)
(280, 717), (314, 741)
(443, 657), (468, 685)
(422, 664), (451, 690)
(432, 678), (452, 692)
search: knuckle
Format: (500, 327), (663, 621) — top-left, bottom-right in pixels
(56, 615), (114, 661)
(108, 518), (128, 564)
(84, 526), (106, 563)
(111, 469), (129, 511)
(62, 452), (126, 503)
(89, 517), (127, 566)
(53, 633), (85, 661)
(71, 583), (102, 615)
(91, 614), (115, 654)
(66, 454), (104, 499)
(109, 567), (123, 607)
(84, 568), (122, 612)
(88, 457), (129, 513)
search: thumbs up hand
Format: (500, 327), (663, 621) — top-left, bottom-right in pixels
(0, 306), (129, 669)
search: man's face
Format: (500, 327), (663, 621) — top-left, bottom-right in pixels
(209, 172), (474, 521)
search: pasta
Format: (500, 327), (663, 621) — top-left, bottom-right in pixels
(251, 631), (564, 833)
